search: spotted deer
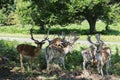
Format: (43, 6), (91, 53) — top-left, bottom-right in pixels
(82, 45), (96, 71)
(45, 31), (79, 70)
(16, 28), (48, 72)
(87, 34), (111, 77)
(47, 31), (66, 47)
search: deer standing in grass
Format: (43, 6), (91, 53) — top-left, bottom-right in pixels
(87, 34), (111, 77)
(82, 45), (96, 71)
(16, 28), (47, 72)
(45, 32), (79, 70)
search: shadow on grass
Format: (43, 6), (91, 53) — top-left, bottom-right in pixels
(101, 29), (120, 35)
(0, 40), (120, 79)
(34, 28), (120, 35)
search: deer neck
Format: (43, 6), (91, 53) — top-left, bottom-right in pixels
(34, 45), (42, 55)
(63, 45), (72, 54)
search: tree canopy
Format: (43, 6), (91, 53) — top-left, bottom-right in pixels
(27, 0), (120, 33)
(0, 0), (120, 33)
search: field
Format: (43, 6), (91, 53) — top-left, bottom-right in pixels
(0, 21), (120, 79)
(0, 20), (120, 41)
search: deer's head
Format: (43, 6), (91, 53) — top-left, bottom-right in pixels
(30, 28), (47, 49)
(67, 31), (79, 45)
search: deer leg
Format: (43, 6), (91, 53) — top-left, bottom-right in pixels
(61, 57), (65, 69)
(83, 61), (86, 70)
(30, 57), (33, 71)
(46, 56), (53, 70)
(82, 53), (87, 70)
(100, 62), (104, 77)
(97, 61), (100, 74)
(45, 52), (49, 70)
(108, 58), (111, 67)
(46, 59), (50, 70)
(20, 53), (24, 72)
(106, 61), (110, 75)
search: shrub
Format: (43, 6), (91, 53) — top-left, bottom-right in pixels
(0, 10), (6, 24)
(0, 40), (19, 62)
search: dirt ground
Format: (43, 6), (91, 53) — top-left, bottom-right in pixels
(0, 66), (120, 80)
(0, 57), (120, 80)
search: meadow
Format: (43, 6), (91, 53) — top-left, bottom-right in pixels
(0, 21), (120, 79)
(0, 20), (120, 42)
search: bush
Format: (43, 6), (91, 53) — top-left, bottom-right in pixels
(65, 50), (83, 71)
(0, 40), (19, 62)
(5, 12), (20, 25)
(0, 10), (6, 25)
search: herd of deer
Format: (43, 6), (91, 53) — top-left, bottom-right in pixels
(16, 28), (111, 77)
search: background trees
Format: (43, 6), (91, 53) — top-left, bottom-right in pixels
(25, 0), (120, 33)
(0, 0), (15, 25)
(0, 0), (120, 34)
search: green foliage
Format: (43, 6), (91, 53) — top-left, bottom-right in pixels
(0, 40), (19, 62)
(110, 47), (120, 75)
(0, 25), (32, 34)
(15, 0), (34, 25)
(0, 0), (15, 14)
(101, 3), (120, 25)
(5, 12), (20, 25)
(0, 10), (6, 24)
(28, 0), (120, 33)
(0, 40), (120, 76)
(65, 50), (83, 71)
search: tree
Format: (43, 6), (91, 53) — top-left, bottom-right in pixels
(58, 0), (120, 33)
(15, 0), (34, 25)
(23, 0), (120, 33)
(0, 0), (15, 25)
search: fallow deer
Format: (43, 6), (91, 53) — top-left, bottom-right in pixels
(82, 45), (96, 71)
(45, 32), (79, 70)
(16, 28), (47, 72)
(47, 31), (66, 47)
(87, 34), (111, 77)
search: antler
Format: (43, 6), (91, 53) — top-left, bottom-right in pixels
(95, 34), (100, 42)
(44, 28), (50, 40)
(95, 34), (105, 44)
(30, 28), (39, 43)
(61, 31), (66, 40)
(87, 35), (100, 46)
(87, 35), (94, 44)
(68, 31), (79, 44)
(95, 34), (106, 51)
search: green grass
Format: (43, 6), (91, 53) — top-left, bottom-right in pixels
(0, 20), (120, 42)
(0, 21), (120, 79)
(0, 39), (120, 79)
(0, 20), (120, 35)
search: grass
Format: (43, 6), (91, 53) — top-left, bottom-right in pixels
(0, 40), (120, 79)
(0, 20), (120, 79)
(0, 20), (120, 42)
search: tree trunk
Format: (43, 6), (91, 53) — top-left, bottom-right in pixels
(86, 17), (97, 34)
(40, 25), (46, 30)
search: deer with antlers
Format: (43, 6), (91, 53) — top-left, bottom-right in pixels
(82, 45), (97, 71)
(87, 34), (111, 77)
(16, 28), (48, 72)
(45, 31), (79, 70)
